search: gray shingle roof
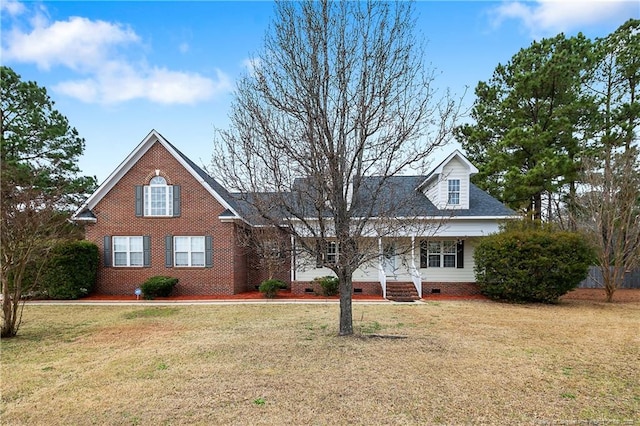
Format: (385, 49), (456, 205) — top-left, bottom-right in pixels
(164, 135), (514, 222)
(346, 175), (514, 218)
(163, 139), (244, 217)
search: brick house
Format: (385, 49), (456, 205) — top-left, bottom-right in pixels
(73, 130), (516, 298)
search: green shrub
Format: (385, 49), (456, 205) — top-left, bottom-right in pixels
(258, 279), (287, 298)
(474, 225), (594, 303)
(41, 240), (99, 299)
(314, 276), (339, 296)
(141, 276), (179, 299)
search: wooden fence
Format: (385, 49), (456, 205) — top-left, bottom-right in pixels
(578, 266), (640, 289)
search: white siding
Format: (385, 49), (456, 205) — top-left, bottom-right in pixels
(440, 157), (471, 209)
(420, 241), (476, 282)
(294, 237), (479, 283)
(425, 181), (440, 207)
(422, 155), (473, 210)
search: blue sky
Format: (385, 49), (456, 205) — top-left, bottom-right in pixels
(2, 0), (638, 184)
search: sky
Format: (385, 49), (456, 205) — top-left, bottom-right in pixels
(2, 0), (638, 184)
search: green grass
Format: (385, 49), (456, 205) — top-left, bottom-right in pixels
(2, 300), (639, 425)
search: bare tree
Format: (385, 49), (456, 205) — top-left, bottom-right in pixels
(1, 186), (76, 337)
(212, 0), (460, 335)
(574, 151), (640, 302)
(572, 19), (640, 302)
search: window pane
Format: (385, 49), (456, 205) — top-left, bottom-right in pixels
(448, 179), (460, 204)
(130, 252), (143, 266)
(443, 254), (456, 268)
(428, 242), (441, 253)
(191, 237), (205, 251)
(191, 252), (205, 266)
(150, 176), (166, 185)
(175, 252), (189, 266)
(443, 241), (456, 253)
(113, 237), (128, 251)
(129, 237), (143, 251)
(114, 252), (128, 266)
(150, 186), (166, 215)
(428, 255), (440, 268)
(174, 237), (190, 251)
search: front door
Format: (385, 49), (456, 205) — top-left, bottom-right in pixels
(383, 243), (396, 277)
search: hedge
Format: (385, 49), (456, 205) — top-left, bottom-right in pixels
(42, 240), (99, 299)
(474, 225), (594, 303)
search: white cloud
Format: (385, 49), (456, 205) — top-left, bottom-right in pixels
(3, 16), (139, 71)
(0, 0), (26, 16)
(491, 0), (639, 37)
(53, 63), (232, 105)
(1, 1), (231, 105)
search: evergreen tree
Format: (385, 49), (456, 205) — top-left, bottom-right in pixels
(1, 66), (96, 337)
(456, 34), (594, 220)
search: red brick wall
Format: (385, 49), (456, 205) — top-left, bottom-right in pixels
(84, 141), (246, 295)
(292, 281), (382, 296)
(422, 282), (480, 296)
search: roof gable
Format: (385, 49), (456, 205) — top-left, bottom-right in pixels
(72, 129), (242, 220)
(417, 149), (479, 190)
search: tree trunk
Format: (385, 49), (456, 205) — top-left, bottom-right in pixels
(1, 279), (18, 338)
(533, 192), (542, 221)
(337, 270), (353, 336)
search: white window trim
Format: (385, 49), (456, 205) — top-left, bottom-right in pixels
(144, 177), (173, 217)
(174, 236), (206, 267)
(113, 236), (144, 267)
(422, 240), (457, 268)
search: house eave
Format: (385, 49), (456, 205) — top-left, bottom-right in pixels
(71, 217), (97, 223)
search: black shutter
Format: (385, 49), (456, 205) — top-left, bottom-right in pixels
(315, 240), (323, 268)
(135, 185), (144, 217)
(457, 240), (464, 269)
(103, 236), (112, 267)
(165, 235), (173, 267)
(205, 236), (213, 268)
(172, 185), (181, 217)
(143, 235), (151, 267)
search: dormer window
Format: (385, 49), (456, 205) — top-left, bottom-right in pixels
(135, 177), (181, 217)
(448, 179), (460, 205)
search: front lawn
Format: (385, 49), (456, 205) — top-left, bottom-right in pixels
(2, 299), (638, 425)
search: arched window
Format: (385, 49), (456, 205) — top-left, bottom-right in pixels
(144, 176), (174, 216)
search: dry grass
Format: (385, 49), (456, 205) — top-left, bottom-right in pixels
(2, 299), (639, 425)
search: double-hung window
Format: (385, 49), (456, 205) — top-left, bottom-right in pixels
(420, 240), (462, 268)
(174, 236), (205, 267)
(113, 236), (144, 267)
(326, 241), (338, 264)
(442, 241), (457, 267)
(448, 179), (460, 205)
(144, 176), (173, 216)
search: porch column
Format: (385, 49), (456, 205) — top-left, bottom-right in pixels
(378, 237), (386, 299)
(411, 235), (422, 298)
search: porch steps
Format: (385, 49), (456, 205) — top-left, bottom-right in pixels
(386, 282), (420, 302)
